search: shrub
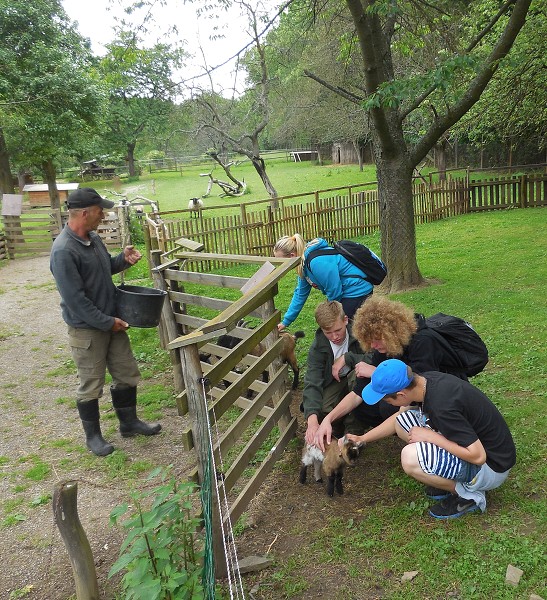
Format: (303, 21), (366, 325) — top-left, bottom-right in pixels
(109, 466), (205, 600)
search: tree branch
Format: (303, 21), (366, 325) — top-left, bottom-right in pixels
(303, 70), (364, 104)
(401, 0), (517, 122)
(410, 0), (532, 167)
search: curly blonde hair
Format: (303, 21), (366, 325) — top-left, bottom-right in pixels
(353, 297), (417, 356)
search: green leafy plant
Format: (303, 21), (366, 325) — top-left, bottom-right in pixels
(109, 466), (205, 600)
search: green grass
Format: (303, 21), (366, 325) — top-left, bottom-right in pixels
(83, 160), (380, 212)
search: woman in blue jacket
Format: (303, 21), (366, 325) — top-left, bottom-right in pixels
(273, 234), (373, 330)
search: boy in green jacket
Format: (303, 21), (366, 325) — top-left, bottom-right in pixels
(302, 301), (367, 444)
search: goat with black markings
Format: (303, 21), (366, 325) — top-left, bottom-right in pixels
(217, 324), (304, 390)
(299, 436), (363, 497)
(188, 197), (203, 218)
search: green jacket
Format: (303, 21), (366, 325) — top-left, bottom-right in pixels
(302, 327), (366, 420)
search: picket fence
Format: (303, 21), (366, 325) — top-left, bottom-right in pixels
(151, 172), (546, 258)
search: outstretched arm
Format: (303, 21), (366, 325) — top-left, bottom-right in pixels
(314, 391), (362, 451)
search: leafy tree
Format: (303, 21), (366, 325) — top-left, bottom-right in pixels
(299, 0), (532, 291)
(453, 1), (546, 161)
(264, 1), (371, 164)
(0, 0), (105, 205)
(98, 30), (186, 176)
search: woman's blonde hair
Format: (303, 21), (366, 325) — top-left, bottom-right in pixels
(353, 296), (417, 356)
(274, 233), (306, 277)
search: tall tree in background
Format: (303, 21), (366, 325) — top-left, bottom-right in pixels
(303, 0), (532, 291)
(99, 31), (186, 176)
(453, 1), (546, 163)
(0, 0), (104, 204)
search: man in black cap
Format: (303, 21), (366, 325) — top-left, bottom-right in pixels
(50, 188), (161, 456)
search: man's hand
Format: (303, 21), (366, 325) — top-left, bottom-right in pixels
(112, 317), (129, 332)
(277, 323), (286, 332)
(332, 356), (347, 381)
(124, 245), (142, 265)
(314, 419), (332, 452)
(354, 361), (375, 379)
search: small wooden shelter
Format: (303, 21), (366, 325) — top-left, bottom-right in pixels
(22, 183), (79, 207)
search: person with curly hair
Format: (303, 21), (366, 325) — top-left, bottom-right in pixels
(273, 234), (374, 331)
(314, 296), (472, 451)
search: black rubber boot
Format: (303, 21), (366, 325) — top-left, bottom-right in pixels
(111, 386), (162, 437)
(77, 399), (114, 456)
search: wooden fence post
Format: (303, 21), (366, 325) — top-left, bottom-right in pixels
(53, 481), (99, 600)
(519, 174), (528, 208)
(150, 253), (185, 394)
(180, 343), (228, 580)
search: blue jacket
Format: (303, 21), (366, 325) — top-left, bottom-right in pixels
(282, 238), (373, 327)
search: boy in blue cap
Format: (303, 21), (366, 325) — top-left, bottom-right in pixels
(344, 359), (516, 519)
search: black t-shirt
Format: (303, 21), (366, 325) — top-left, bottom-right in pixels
(353, 317), (468, 397)
(422, 371), (516, 473)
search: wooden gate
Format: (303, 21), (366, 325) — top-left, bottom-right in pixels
(152, 247), (300, 578)
(1, 207), (62, 258)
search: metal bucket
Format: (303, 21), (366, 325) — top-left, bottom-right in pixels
(116, 284), (167, 328)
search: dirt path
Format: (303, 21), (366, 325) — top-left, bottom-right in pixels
(0, 255), (191, 599)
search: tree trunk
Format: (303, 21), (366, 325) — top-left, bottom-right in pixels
(251, 156), (278, 209)
(0, 127), (15, 194)
(353, 140), (364, 172)
(41, 159), (60, 209)
(126, 141), (137, 177)
(375, 153), (424, 292)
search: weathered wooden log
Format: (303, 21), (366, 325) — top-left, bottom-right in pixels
(53, 481), (99, 600)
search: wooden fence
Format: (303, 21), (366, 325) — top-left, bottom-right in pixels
(148, 173), (545, 258)
(152, 249), (300, 578)
(0, 208), (123, 260)
(1, 207), (62, 258)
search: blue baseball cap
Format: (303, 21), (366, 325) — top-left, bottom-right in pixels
(361, 359), (413, 405)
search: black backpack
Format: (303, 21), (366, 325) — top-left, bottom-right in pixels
(305, 240), (387, 285)
(424, 313), (489, 377)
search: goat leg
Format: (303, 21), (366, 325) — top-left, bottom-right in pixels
(326, 474), (336, 497)
(335, 471), (344, 496)
(291, 365), (299, 390)
(299, 464), (308, 484)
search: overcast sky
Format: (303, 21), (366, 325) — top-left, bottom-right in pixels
(61, 0), (269, 94)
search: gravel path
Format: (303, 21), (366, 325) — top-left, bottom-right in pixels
(0, 255), (191, 599)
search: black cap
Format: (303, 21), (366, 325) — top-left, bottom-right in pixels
(66, 188), (115, 210)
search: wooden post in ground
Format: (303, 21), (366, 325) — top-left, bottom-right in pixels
(53, 481), (99, 600)
(180, 342), (228, 580)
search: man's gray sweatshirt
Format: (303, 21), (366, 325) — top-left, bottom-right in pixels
(50, 226), (129, 331)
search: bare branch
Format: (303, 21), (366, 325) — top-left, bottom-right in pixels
(303, 70), (364, 104)
(181, 0), (297, 85)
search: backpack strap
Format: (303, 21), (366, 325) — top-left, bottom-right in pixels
(305, 247), (366, 281)
(304, 248), (338, 271)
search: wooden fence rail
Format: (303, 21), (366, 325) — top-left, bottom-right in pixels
(149, 173), (545, 258)
(153, 250), (300, 579)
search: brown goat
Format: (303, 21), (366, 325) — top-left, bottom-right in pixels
(217, 325), (304, 390)
(299, 436), (363, 497)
